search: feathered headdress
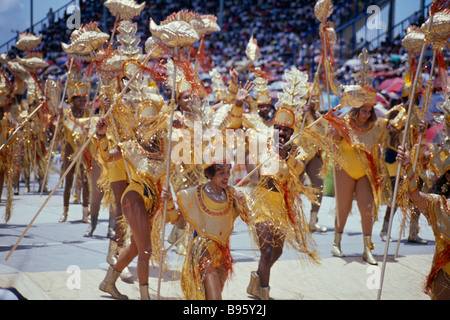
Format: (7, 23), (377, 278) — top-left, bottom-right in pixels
(273, 67), (309, 129)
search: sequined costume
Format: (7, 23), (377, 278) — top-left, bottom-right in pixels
(177, 184), (250, 300)
(324, 103), (392, 220)
(405, 163), (450, 299)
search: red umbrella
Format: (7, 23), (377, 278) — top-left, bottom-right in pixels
(377, 77), (404, 93)
(376, 92), (389, 105)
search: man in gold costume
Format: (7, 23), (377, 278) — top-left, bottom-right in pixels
(59, 72), (91, 224)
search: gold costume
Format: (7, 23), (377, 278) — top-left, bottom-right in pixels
(406, 165), (450, 299)
(249, 128), (319, 260)
(325, 110), (392, 220)
(177, 184), (250, 300)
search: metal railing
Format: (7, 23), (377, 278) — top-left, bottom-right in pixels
(0, 0), (75, 54)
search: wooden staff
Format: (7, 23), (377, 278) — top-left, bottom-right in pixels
(394, 51), (437, 259)
(157, 47), (178, 300)
(377, 13), (434, 301)
(5, 48), (157, 261)
(40, 58), (75, 196)
(320, 26), (341, 229)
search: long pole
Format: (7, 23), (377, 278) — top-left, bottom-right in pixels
(30, 0), (34, 33)
(157, 48), (178, 300)
(377, 14), (433, 301)
(5, 48), (156, 261)
(41, 59), (75, 196)
(321, 26), (340, 229)
(393, 50), (437, 259)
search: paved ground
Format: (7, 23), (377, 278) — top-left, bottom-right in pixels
(0, 171), (436, 300)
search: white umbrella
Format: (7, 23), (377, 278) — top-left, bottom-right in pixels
(343, 59), (362, 68)
(270, 81), (285, 91)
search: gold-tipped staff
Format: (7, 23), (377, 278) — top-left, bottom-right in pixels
(377, 10), (435, 301)
(40, 58), (74, 196)
(393, 51), (437, 259)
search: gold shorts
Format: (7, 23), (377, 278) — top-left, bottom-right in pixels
(121, 181), (154, 213)
(340, 140), (366, 180)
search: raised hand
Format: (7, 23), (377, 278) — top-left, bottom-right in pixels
(235, 80), (255, 107)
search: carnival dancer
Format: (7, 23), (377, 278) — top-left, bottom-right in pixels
(58, 71), (91, 223)
(380, 79), (428, 243)
(97, 94), (177, 300)
(396, 146), (450, 300)
(326, 85), (392, 265)
(298, 89), (328, 232)
(0, 75), (15, 220)
(162, 161), (251, 300)
(245, 67), (319, 300)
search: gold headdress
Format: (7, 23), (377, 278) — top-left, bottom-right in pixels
(149, 11), (200, 48)
(104, 0), (145, 21)
(340, 85), (376, 108)
(273, 67), (309, 129)
(16, 52), (49, 71)
(116, 20), (143, 57)
(245, 35), (260, 63)
(137, 93), (164, 119)
(209, 68), (228, 103)
(67, 69), (90, 101)
(15, 32), (42, 52)
(61, 22), (109, 61)
(402, 26), (425, 55)
(164, 58), (194, 100)
(253, 69), (271, 106)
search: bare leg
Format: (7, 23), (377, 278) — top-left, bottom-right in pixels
(84, 160), (104, 236)
(306, 154), (323, 213)
(355, 175), (378, 265)
(204, 270), (223, 300)
(89, 160), (104, 219)
(255, 222), (284, 288)
(116, 191), (152, 286)
(0, 171), (4, 201)
(334, 168), (356, 233)
(110, 180), (128, 247)
(63, 144), (74, 208)
(355, 176), (374, 236)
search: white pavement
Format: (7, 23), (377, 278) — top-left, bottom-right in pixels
(0, 171), (436, 300)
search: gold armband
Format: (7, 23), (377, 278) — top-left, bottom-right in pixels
(227, 104), (243, 129)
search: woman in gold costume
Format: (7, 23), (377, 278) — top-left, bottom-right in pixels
(326, 85), (391, 265)
(397, 146), (450, 300)
(162, 162), (251, 300)
(96, 97), (177, 300)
